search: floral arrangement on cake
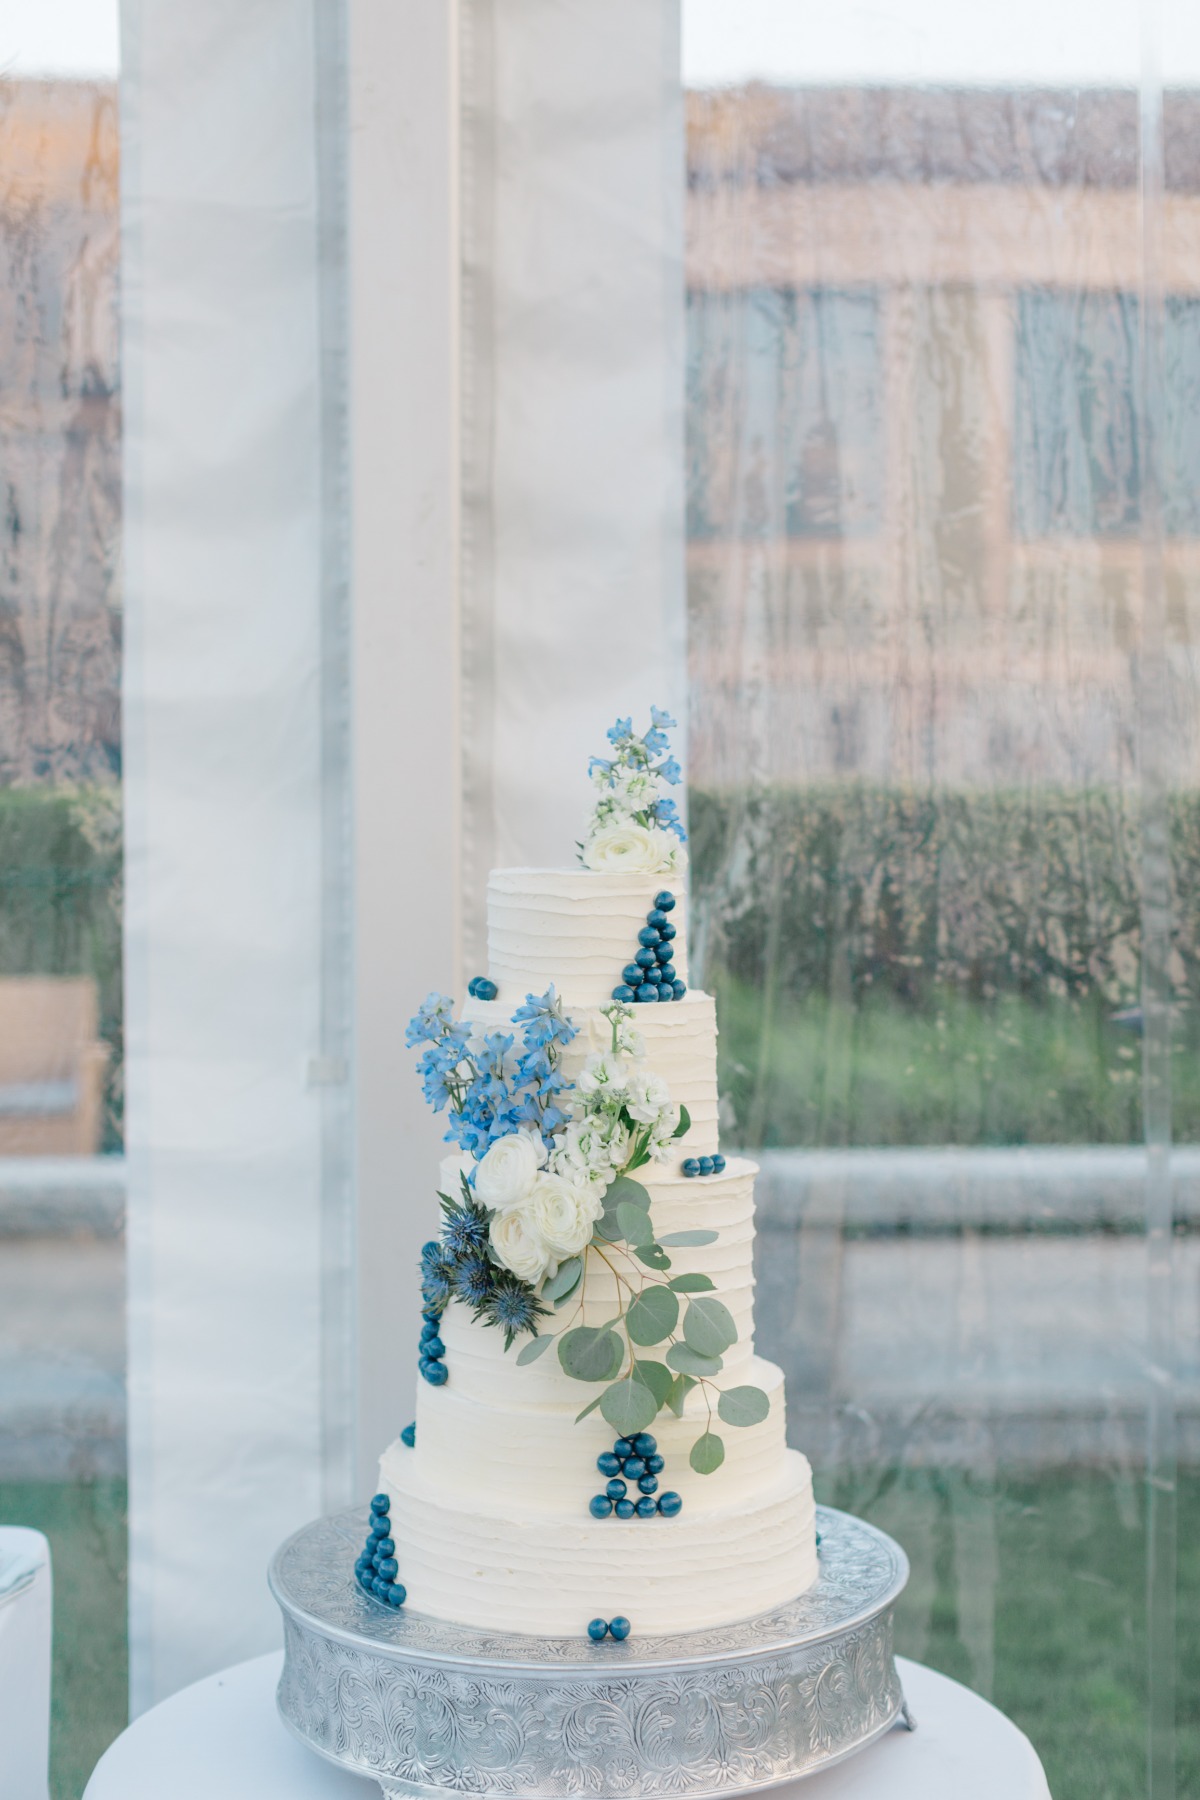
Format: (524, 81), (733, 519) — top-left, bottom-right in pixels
(580, 707), (686, 875)
(403, 711), (768, 1477)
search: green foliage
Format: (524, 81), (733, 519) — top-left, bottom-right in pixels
(631, 1359), (674, 1406)
(616, 1201), (655, 1247)
(673, 1103), (692, 1139)
(682, 1295), (737, 1358)
(558, 1327), (623, 1383)
(626, 1286), (679, 1345)
(543, 1258), (583, 1304)
(667, 1342), (723, 1377)
(666, 1373), (695, 1415)
(689, 1431), (726, 1474)
(660, 1229), (718, 1247)
(515, 1332), (555, 1365)
(633, 1242), (672, 1270)
(600, 1377), (658, 1436)
(668, 1273), (715, 1293)
(717, 1385), (771, 1426)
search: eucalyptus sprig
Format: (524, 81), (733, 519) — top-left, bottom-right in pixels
(516, 1157), (770, 1475)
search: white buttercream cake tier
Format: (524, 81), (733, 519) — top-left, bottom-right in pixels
(380, 1437), (817, 1636)
(486, 867), (690, 1008)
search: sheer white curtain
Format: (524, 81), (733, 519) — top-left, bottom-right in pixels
(122, 0), (685, 1707)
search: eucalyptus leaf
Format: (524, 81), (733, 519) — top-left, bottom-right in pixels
(542, 1257), (582, 1304)
(634, 1243), (672, 1271)
(600, 1377), (658, 1437)
(717, 1385), (771, 1426)
(575, 1393), (605, 1423)
(558, 1326), (623, 1383)
(689, 1430), (726, 1475)
(631, 1359), (673, 1407)
(554, 1271), (583, 1309)
(616, 1201), (655, 1248)
(667, 1273), (715, 1293)
(605, 1175), (651, 1212)
(666, 1342), (723, 1378)
(683, 1295), (737, 1358)
(626, 1285), (679, 1346)
(672, 1103), (692, 1140)
(516, 1332), (556, 1366)
(659, 1230), (719, 1247)
(594, 1213), (623, 1243)
(666, 1373), (696, 1417)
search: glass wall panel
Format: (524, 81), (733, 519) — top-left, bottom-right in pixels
(0, 63), (125, 1800)
(684, 14), (1196, 1796)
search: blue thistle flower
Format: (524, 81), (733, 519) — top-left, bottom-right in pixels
(479, 1272), (547, 1345)
(442, 1204), (490, 1257)
(420, 1251), (456, 1312)
(453, 1256), (493, 1309)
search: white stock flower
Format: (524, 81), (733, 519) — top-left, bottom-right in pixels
(625, 1068), (673, 1126)
(583, 822), (674, 874)
(577, 1052), (629, 1097)
(474, 1131), (540, 1212)
(552, 1120), (616, 1190)
(523, 1173), (603, 1262)
(489, 1208), (552, 1285)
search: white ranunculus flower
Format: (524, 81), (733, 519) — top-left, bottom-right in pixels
(582, 821), (674, 874)
(625, 1068), (674, 1126)
(577, 1052), (629, 1096)
(523, 1172), (603, 1262)
(489, 1208), (552, 1285)
(474, 1131), (540, 1212)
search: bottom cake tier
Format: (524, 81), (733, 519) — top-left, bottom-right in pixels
(380, 1440), (818, 1636)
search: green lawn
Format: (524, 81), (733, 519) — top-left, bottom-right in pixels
(713, 979), (1198, 1147)
(818, 1464), (1200, 1800)
(0, 1482), (127, 1800)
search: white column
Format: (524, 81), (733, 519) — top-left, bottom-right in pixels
(460, 0), (686, 955)
(122, 0), (354, 1708)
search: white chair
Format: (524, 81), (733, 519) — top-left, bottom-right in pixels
(0, 1527), (52, 1800)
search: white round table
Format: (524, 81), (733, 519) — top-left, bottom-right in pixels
(84, 1650), (1051, 1798)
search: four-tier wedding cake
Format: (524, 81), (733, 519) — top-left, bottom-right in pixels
(368, 711), (817, 1638)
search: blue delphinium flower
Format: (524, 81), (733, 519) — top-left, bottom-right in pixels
(606, 716), (633, 747)
(657, 755), (682, 786)
(650, 705), (677, 730)
(405, 992), (456, 1048)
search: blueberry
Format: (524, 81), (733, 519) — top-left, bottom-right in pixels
(635, 947), (657, 969)
(698, 1157), (715, 1177)
(606, 1478), (628, 1501)
(671, 981), (687, 1001)
(636, 984), (660, 1004)
(658, 1491), (683, 1517)
(373, 1577), (390, 1598)
(597, 1451), (622, 1478)
(654, 890), (676, 912)
(654, 942), (673, 964)
(609, 1616), (631, 1640)
(589, 1495), (614, 1519)
(421, 1308), (442, 1325)
(374, 1537), (395, 1557)
(475, 977), (497, 1001)
(370, 1493), (390, 1514)
(622, 964), (644, 987)
(712, 1154), (726, 1174)
(387, 1585), (406, 1607)
(659, 920), (677, 941)
(613, 1438), (634, 1458)
(658, 963), (676, 984)
(633, 1433), (657, 1456)
(421, 1359), (449, 1386)
(587, 1618), (609, 1641)
(638, 925), (661, 948)
(377, 1557), (398, 1579)
(622, 1456), (646, 1481)
(467, 977), (480, 997)
(420, 1318), (440, 1339)
(638, 1475), (658, 1495)
(611, 985), (637, 1004)
(647, 909), (669, 930)
(615, 1498), (636, 1519)
(646, 1453), (664, 1474)
(681, 1158), (701, 1178)
(635, 1496), (658, 1518)
(369, 1518), (390, 1538)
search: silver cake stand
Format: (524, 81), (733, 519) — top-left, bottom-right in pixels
(270, 1506), (912, 1799)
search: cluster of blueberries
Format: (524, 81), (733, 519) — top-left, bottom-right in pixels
(419, 1282), (449, 1388)
(681, 1154), (726, 1179)
(355, 1494), (407, 1608)
(467, 976), (498, 1001)
(611, 890), (686, 1006)
(587, 1616), (631, 1642)
(588, 1431), (682, 1520)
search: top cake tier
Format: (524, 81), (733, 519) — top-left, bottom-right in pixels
(486, 868), (689, 1009)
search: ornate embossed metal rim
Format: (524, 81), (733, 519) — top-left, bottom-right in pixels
(269, 1505), (908, 1671)
(270, 1507), (911, 1798)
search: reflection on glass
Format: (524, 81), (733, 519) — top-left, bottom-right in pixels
(684, 61), (1196, 1799)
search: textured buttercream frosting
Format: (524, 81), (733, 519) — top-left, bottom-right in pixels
(383, 861), (818, 1636)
